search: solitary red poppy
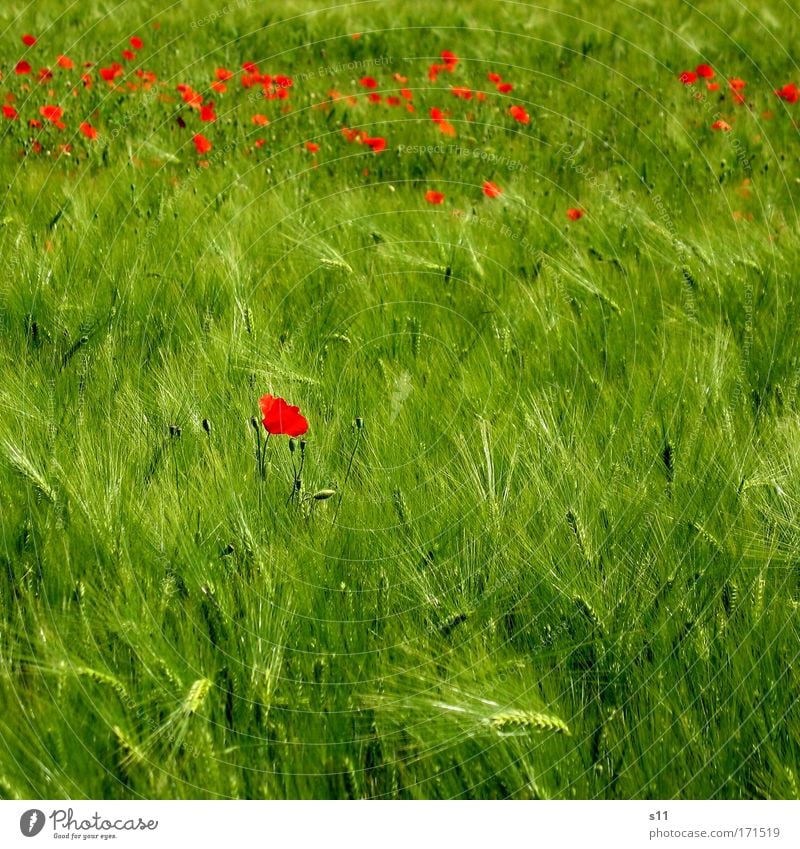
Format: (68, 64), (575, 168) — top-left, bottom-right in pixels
(497, 81), (513, 93)
(57, 54), (74, 69)
(696, 64), (714, 79)
(711, 119), (732, 131)
(304, 141), (320, 153)
(2, 105), (18, 120)
(425, 190), (445, 204)
(130, 36), (144, 50)
(260, 394), (309, 437)
(193, 133), (212, 154)
(482, 181), (502, 198)
(15, 60), (31, 75)
(22, 34), (36, 47)
(566, 208), (584, 221)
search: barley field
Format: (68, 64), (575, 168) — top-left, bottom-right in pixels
(0, 0), (799, 800)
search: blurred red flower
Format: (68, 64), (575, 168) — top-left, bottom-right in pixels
(363, 136), (386, 152)
(193, 133), (212, 154)
(57, 55), (74, 69)
(711, 119), (732, 131)
(775, 83), (799, 103)
(566, 208), (584, 221)
(2, 105), (18, 119)
(509, 104), (530, 124)
(482, 181), (502, 198)
(260, 395), (309, 437)
(22, 34), (36, 46)
(679, 70), (697, 84)
(696, 64), (714, 79)
(304, 141), (320, 153)
(130, 36), (144, 50)
(425, 190), (445, 204)
(40, 105), (63, 123)
(15, 60), (31, 75)
(79, 122), (98, 140)
(359, 76), (377, 88)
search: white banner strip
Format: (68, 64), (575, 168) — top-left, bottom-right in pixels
(0, 800), (797, 848)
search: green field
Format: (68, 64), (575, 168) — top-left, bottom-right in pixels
(0, 0), (798, 799)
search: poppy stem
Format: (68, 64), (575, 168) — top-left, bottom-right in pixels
(332, 421), (363, 526)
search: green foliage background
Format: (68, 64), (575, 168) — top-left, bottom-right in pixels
(0, 0), (798, 798)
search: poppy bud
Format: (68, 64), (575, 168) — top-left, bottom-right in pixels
(312, 489), (337, 500)
(169, 425), (181, 438)
(300, 439), (307, 453)
(250, 416), (259, 431)
(202, 418), (211, 434)
(355, 416), (364, 430)
(289, 437), (296, 453)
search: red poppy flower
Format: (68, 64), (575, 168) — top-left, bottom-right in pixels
(122, 49), (136, 61)
(274, 75), (292, 88)
(304, 141), (320, 153)
(711, 119), (732, 131)
(2, 105), (18, 120)
(394, 73), (408, 83)
(216, 67), (233, 81)
(210, 81), (226, 93)
(728, 78), (746, 91)
(400, 88), (413, 100)
(679, 70), (697, 84)
(441, 50), (458, 69)
(99, 63), (123, 82)
(192, 133), (212, 154)
(497, 81), (513, 93)
(363, 136), (386, 152)
(79, 122), (98, 140)
(57, 55), (74, 69)
(425, 190), (445, 204)
(696, 64), (714, 79)
(22, 34), (36, 46)
(707, 82), (720, 92)
(252, 113), (269, 125)
(38, 68), (53, 83)
(39, 105), (63, 123)
(367, 92), (382, 103)
(509, 104), (530, 124)
(130, 36), (144, 50)
(15, 60), (31, 75)
(488, 72), (503, 83)
(242, 61), (258, 73)
(451, 86), (472, 99)
(482, 180), (502, 198)
(359, 76), (377, 88)
(199, 103), (217, 122)
(566, 208), (584, 221)
(259, 394), (309, 437)
(775, 83), (799, 103)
